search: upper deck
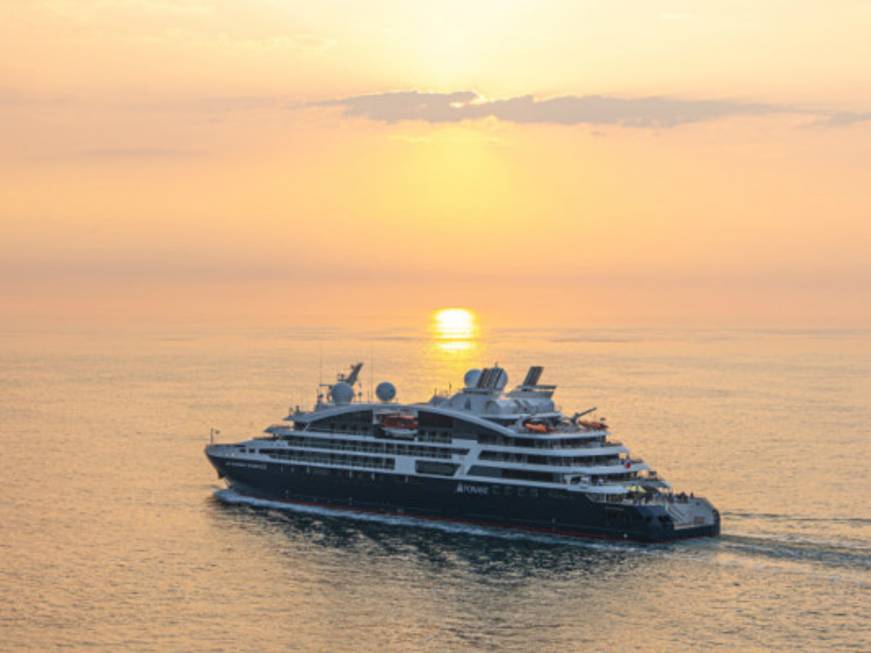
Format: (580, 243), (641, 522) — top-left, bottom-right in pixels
(288, 364), (610, 441)
(246, 363), (664, 495)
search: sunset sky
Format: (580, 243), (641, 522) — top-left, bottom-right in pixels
(2, 1), (870, 327)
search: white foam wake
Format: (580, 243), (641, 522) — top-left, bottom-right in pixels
(213, 488), (637, 551)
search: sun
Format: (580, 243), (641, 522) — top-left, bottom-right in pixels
(432, 307), (478, 340)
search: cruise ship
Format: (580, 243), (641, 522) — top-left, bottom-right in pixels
(206, 364), (720, 542)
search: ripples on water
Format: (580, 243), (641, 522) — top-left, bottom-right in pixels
(0, 327), (869, 651)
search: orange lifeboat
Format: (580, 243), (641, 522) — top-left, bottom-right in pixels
(380, 414), (417, 430)
(378, 413), (418, 439)
(522, 419), (551, 434)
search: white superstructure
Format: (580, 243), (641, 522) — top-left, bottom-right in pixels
(209, 364), (714, 528)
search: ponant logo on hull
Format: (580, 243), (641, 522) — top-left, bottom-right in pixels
(455, 482), (489, 495)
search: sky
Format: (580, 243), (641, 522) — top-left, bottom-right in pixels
(1, 1), (870, 327)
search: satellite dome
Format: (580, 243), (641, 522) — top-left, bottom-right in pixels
(376, 381), (396, 402)
(330, 382), (354, 404)
(493, 368), (509, 391)
(463, 369), (481, 388)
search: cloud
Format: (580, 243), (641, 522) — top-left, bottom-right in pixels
(151, 95), (287, 112)
(311, 90), (871, 128)
(79, 147), (206, 159)
(476, 94), (775, 127)
(808, 111), (871, 127)
(0, 88), (71, 108)
(316, 91), (480, 123)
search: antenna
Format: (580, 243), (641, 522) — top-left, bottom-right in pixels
(317, 343), (323, 405)
(570, 406), (597, 424)
(345, 362), (363, 386)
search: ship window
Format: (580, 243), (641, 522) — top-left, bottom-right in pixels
(415, 461), (459, 476)
(418, 411), (453, 428)
(467, 465), (502, 478)
(502, 468), (556, 483)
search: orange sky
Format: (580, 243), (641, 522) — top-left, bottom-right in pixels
(1, 1), (870, 327)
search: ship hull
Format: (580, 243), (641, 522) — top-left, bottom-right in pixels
(206, 452), (719, 543)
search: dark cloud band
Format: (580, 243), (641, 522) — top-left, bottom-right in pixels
(312, 90), (868, 128)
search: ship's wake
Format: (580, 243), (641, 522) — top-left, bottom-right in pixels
(212, 489), (871, 578)
(720, 510), (871, 570)
(212, 488), (645, 552)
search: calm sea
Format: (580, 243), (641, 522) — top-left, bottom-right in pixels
(1, 325), (869, 652)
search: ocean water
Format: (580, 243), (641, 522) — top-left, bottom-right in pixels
(1, 325), (869, 652)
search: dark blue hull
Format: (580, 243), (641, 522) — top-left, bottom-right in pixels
(206, 453), (719, 543)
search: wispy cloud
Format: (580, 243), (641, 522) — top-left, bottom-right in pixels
(129, 95), (288, 112)
(79, 147), (206, 159)
(0, 88), (71, 108)
(808, 111), (871, 127)
(311, 90), (871, 128)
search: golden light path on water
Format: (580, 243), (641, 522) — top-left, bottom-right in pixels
(431, 308), (478, 352)
(426, 309), (481, 393)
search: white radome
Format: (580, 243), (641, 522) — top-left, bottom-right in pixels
(330, 382), (354, 404)
(463, 368), (481, 388)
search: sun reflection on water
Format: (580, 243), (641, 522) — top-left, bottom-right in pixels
(435, 339), (475, 352)
(430, 308), (479, 352)
(426, 308), (481, 392)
